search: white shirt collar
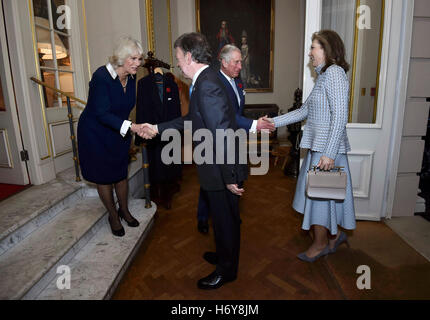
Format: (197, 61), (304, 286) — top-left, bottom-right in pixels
(105, 63), (135, 79)
(106, 63), (117, 79)
(220, 69), (241, 104)
(192, 65), (209, 86)
(220, 69), (233, 82)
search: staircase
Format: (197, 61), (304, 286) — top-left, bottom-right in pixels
(0, 164), (156, 300)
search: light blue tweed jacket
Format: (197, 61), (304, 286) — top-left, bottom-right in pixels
(274, 63), (351, 160)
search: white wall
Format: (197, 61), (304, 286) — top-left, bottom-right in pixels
(153, 0), (171, 65)
(392, 0), (430, 216)
(84, 0), (143, 75)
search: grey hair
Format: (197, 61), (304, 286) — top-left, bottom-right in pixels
(218, 44), (241, 63)
(108, 36), (143, 68)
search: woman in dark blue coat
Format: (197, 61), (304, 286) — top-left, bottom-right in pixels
(78, 36), (144, 237)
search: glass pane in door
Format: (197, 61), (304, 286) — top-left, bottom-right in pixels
(50, 0), (66, 33)
(56, 33), (70, 65)
(321, 0), (356, 82)
(59, 71), (75, 106)
(41, 70), (59, 108)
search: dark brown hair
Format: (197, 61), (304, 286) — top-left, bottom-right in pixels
(174, 32), (212, 65)
(312, 30), (350, 73)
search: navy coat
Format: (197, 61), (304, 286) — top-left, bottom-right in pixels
(77, 65), (136, 184)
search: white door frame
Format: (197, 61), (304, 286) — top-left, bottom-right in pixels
(2, 0), (89, 185)
(383, 0), (415, 219)
(0, 0), (29, 185)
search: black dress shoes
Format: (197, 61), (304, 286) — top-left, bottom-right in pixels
(203, 251), (218, 265)
(197, 271), (236, 290)
(118, 209), (139, 227)
(108, 216), (125, 237)
(197, 219), (209, 234)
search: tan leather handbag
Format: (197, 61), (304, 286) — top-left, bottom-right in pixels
(306, 166), (347, 200)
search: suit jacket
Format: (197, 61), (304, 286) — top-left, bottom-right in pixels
(217, 71), (253, 131)
(273, 64), (351, 160)
(135, 73), (182, 183)
(135, 73), (181, 146)
(158, 67), (248, 191)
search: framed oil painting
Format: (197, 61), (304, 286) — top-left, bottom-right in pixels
(196, 0), (274, 92)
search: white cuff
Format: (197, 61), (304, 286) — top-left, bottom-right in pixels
(120, 120), (132, 137)
(249, 120), (258, 133)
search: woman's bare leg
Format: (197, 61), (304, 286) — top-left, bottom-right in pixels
(304, 225), (329, 258)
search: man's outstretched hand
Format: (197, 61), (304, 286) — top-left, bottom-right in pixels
(132, 123), (158, 139)
(257, 115), (275, 132)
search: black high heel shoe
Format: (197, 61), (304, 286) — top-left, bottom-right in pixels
(118, 208), (139, 227)
(108, 215), (125, 237)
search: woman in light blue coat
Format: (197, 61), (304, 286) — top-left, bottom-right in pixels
(269, 30), (356, 262)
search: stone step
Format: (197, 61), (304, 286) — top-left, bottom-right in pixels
(0, 155), (144, 258)
(0, 169), (86, 256)
(0, 155), (152, 300)
(0, 197), (106, 300)
(35, 199), (156, 300)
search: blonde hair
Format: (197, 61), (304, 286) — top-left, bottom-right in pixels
(109, 36), (143, 68)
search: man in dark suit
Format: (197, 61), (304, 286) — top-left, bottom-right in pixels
(197, 45), (275, 234)
(143, 33), (248, 289)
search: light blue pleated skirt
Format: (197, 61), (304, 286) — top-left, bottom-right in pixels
(292, 150), (356, 235)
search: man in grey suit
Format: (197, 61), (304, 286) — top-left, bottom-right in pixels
(143, 33), (247, 290)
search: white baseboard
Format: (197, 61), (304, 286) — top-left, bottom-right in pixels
(415, 194), (426, 213)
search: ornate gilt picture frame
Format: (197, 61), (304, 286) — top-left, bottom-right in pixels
(196, 0), (274, 93)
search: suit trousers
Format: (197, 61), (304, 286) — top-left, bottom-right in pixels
(204, 187), (241, 278)
(197, 190), (210, 221)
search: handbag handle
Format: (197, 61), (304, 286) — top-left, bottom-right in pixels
(310, 165), (344, 172)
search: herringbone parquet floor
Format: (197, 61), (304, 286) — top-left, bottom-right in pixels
(113, 159), (430, 300)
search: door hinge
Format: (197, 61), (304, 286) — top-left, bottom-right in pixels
(20, 150), (29, 161)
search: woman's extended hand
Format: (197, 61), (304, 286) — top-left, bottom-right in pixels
(257, 115), (276, 132)
(131, 123), (158, 139)
(317, 156), (335, 171)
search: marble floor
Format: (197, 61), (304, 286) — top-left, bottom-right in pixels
(385, 216), (430, 262)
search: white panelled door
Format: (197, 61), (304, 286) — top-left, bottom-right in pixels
(31, 0), (84, 174)
(0, 0), (29, 185)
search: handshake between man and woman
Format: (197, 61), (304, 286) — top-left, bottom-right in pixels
(131, 116), (276, 140)
(130, 123), (159, 139)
